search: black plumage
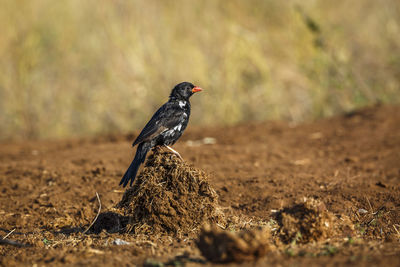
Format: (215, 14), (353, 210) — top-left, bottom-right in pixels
(119, 82), (202, 187)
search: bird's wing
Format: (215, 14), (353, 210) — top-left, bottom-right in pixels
(132, 102), (185, 146)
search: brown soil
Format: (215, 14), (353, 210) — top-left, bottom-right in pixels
(1, 104), (400, 266)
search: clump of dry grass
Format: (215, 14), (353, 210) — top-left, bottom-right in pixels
(1, 0), (399, 139)
(93, 150), (225, 235)
(274, 198), (355, 244)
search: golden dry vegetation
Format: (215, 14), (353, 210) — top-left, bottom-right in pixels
(1, 0), (399, 139)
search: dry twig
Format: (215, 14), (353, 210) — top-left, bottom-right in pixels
(365, 196), (374, 213)
(83, 192), (101, 234)
(2, 228), (15, 240)
(393, 225), (400, 236)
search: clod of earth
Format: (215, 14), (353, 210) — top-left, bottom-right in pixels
(196, 224), (272, 263)
(91, 211), (127, 234)
(274, 198), (355, 244)
(92, 150), (225, 235)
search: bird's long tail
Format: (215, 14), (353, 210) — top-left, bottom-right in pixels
(119, 143), (150, 187)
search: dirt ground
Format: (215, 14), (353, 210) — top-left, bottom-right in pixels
(0, 104), (399, 266)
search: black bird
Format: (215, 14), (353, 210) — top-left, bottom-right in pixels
(119, 82), (202, 187)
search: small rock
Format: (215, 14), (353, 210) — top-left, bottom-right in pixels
(358, 208), (368, 214)
(113, 238), (130, 245)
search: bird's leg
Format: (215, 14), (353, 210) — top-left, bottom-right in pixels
(164, 145), (183, 160)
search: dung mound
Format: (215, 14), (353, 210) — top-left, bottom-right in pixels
(196, 224), (272, 263)
(115, 150), (225, 235)
(274, 198), (353, 244)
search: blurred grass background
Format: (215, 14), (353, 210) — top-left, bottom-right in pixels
(1, 0), (399, 140)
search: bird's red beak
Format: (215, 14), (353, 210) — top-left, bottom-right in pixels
(192, 86), (202, 93)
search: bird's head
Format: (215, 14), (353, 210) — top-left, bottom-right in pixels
(170, 82), (202, 100)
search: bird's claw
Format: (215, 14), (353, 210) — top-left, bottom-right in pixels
(164, 145), (184, 160)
